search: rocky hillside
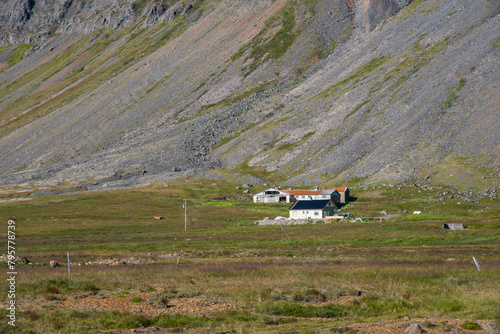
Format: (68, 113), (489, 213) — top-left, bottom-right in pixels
(0, 0), (499, 194)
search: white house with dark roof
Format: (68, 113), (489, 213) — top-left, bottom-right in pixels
(285, 189), (340, 204)
(288, 199), (338, 219)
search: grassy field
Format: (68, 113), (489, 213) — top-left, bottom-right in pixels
(0, 179), (498, 333)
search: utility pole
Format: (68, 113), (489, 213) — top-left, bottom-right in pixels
(280, 222), (291, 243)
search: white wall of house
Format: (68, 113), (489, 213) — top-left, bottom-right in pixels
(293, 193), (340, 203)
(253, 195), (291, 203)
(253, 189), (292, 203)
(289, 204), (337, 219)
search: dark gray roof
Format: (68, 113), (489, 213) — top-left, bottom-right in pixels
(289, 200), (334, 210)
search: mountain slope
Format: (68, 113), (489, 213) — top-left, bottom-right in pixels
(0, 0), (499, 194)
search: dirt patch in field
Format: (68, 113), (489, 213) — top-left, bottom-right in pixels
(345, 318), (499, 334)
(58, 294), (234, 318)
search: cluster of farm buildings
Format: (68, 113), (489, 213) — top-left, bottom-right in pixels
(252, 187), (350, 220)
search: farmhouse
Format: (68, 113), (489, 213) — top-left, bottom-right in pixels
(288, 199), (338, 219)
(285, 189), (340, 204)
(253, 188), (343, 204)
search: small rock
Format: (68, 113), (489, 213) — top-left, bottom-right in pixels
(405, 323), (426, 334)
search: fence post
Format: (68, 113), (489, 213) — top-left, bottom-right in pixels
(67, 252), (71, 280)
(473, 256), (481, 272)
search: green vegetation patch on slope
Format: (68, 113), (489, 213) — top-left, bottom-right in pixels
(442, 75), (466, 110)
(276, 131), (315, 151)
(386, 37), (449, 97)
(6, 43), (35, 66)
(310, 55), (388, 101)
(232, 1), (302, 75)
(198, 80), (277, 117)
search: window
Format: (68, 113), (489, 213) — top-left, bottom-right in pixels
(314, 211), (319, 216)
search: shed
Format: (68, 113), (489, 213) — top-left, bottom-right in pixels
(327, 187), (350, 204)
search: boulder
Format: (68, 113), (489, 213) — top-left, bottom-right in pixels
(442, 223), (465, 230)
(405, 323), (425, 334)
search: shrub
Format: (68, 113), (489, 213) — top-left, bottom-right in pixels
(83, 283), (100, 295)
(292, 288), (327, 303)
(153, 313), (208, 328)
(43, 284), (61, 294)
(460, 322), (482, 330)
(159, 296), (169, 306)
(139, 285), (155, 292)
(98, 311), (152, 329)
(130, 297), (143, 303)
(261, 302), (347, 318)
(23, 310), (41, 321)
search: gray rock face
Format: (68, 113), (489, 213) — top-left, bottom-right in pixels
(0, 0), (498, 192)
(0, 0), (35, 24)
(0, 0), (138, 45)
(143, 2), (187, 27)
(143, 2), (167, 27)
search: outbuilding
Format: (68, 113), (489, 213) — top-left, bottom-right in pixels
(253, 188), (293, 203)
(327, 187), (350, 204)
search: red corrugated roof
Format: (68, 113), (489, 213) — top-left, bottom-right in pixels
(284, 190), (323, 195)
(328, 187), (347, 192)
